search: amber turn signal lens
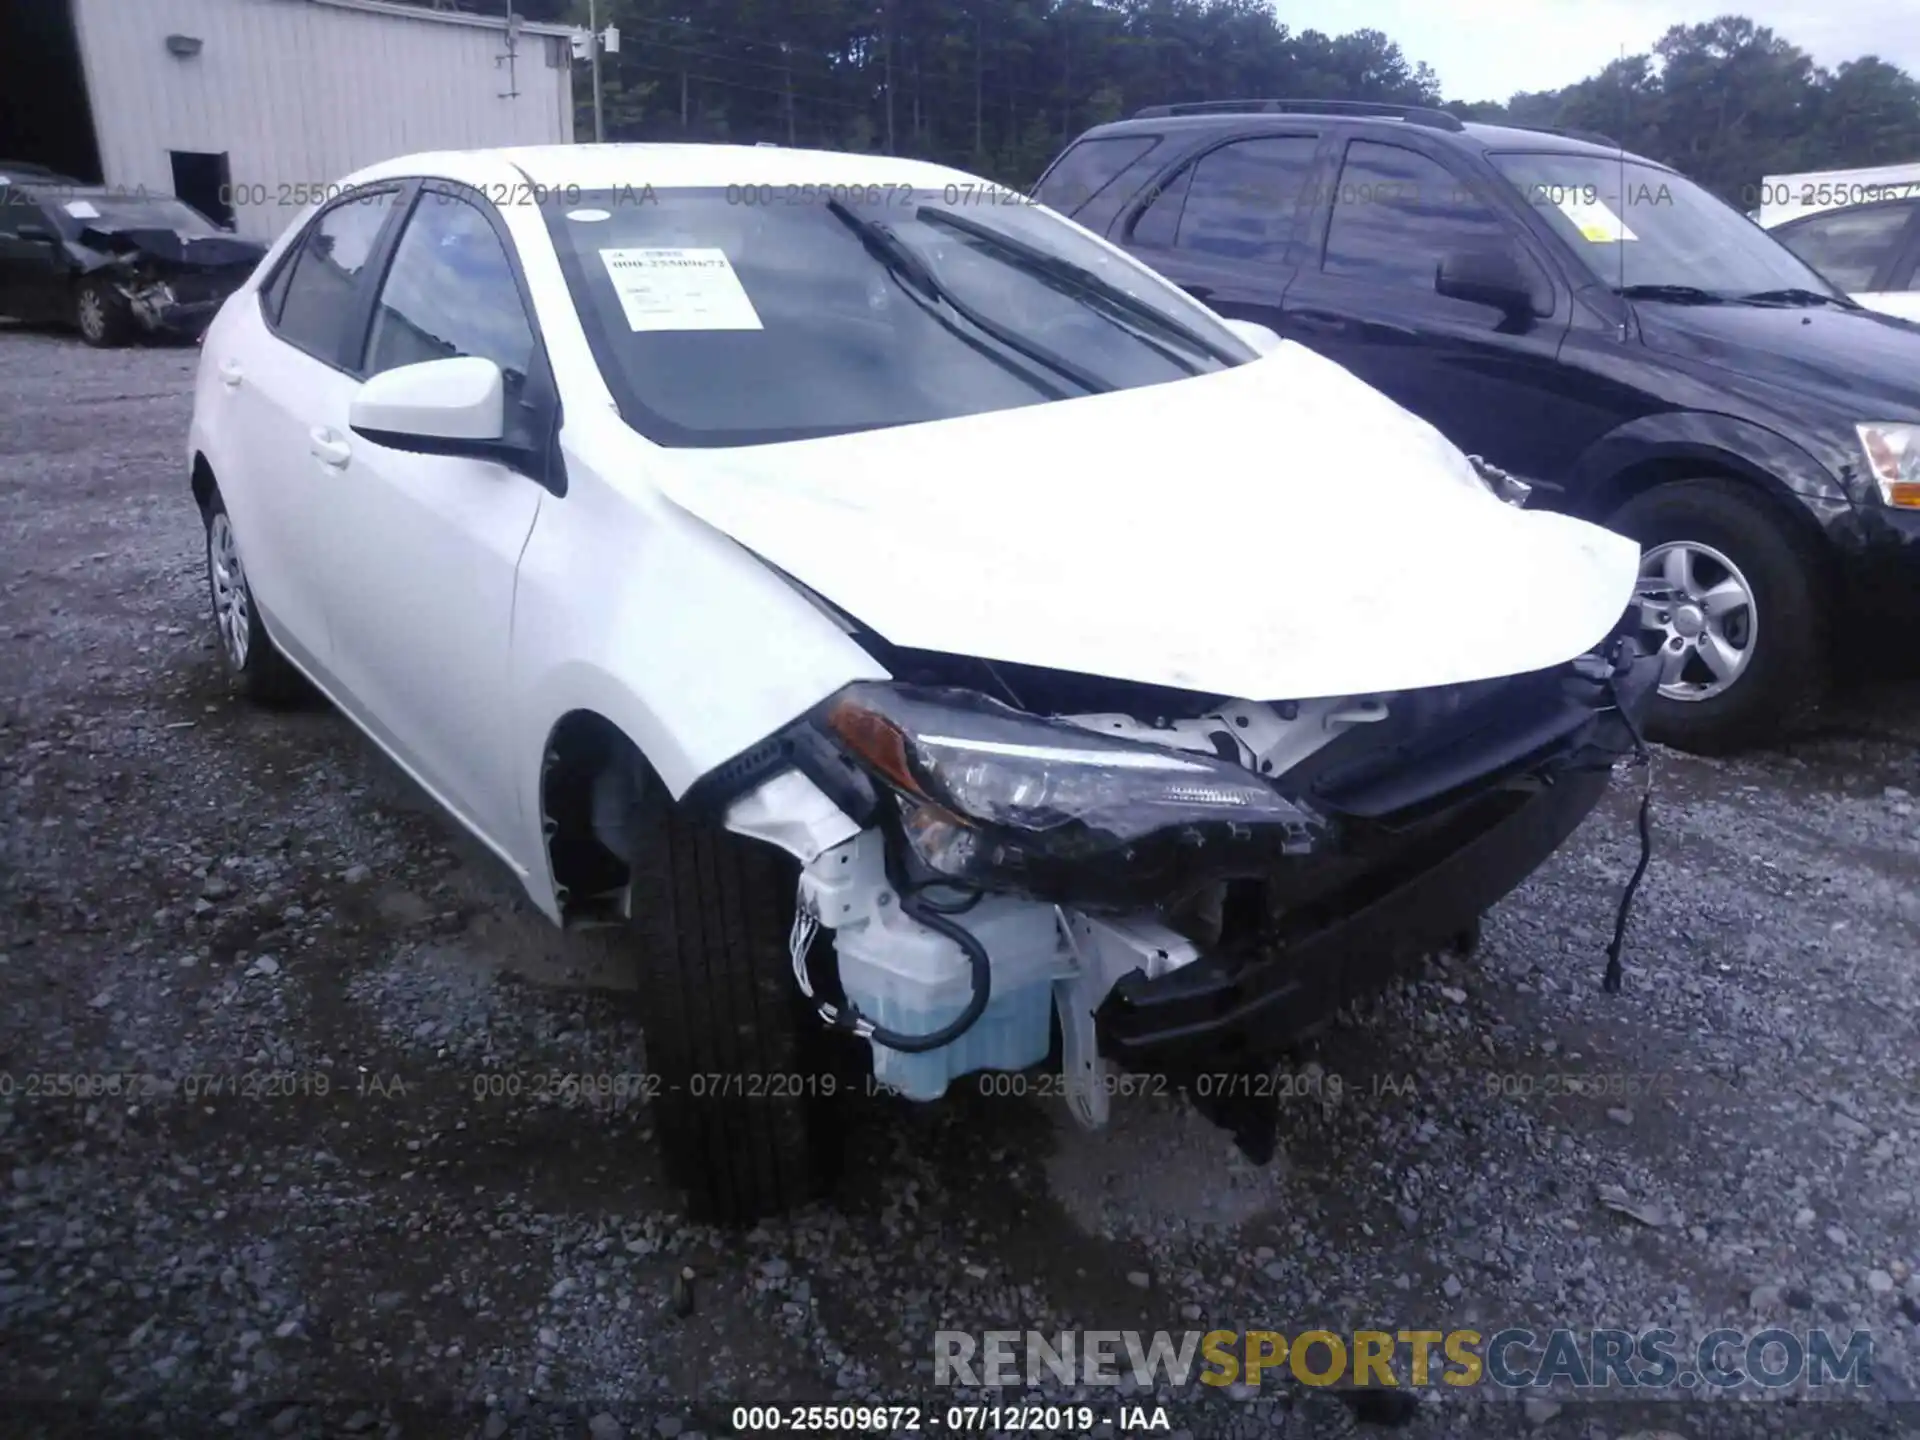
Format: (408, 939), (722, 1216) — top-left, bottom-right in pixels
(825, 697), (923, 797)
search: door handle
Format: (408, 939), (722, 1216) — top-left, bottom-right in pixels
(309, 428), (352, 468)
(218, 359), (243, 388)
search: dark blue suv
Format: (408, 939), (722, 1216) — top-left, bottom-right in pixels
(1038, 99), (1920, 754)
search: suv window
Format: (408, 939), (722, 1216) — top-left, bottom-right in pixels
(1773, 203), (1915, 292)
(274, 187), (400, 365)
(364, 189), (535, 385)
(1035, 135), (1159, 217)
(1130, 167), (1192, 247)
(1168, 136), (1320, 263)
(1322, 140), (1510, 288)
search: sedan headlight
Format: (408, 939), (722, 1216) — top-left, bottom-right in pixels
(823, 683), (1322, 898)
(1856, 422), (1920, 508)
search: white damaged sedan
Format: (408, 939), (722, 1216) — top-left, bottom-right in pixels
(187, 143), (1658, 1221)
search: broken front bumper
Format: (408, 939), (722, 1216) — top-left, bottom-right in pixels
(128, 284), (225, 335)
(1095, 763), (1610, 1067)
(1096, 643), (1659, 1071)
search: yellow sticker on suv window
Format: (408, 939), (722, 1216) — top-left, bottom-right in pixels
(1554, 193), (1636, 242)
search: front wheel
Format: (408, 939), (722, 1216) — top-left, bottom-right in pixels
(1609, 478), (1828, 754)
(75, 276), (133, 348)
(621, 761), (842, 1223)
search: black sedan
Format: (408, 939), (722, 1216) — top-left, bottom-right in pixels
(0, 182), (265, 346)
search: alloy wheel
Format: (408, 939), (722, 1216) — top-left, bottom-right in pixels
(208, 513), (252, 670)
(1634, 540), (1756, 702)
(77, 288), (105, 342)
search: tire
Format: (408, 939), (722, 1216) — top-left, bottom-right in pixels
(75, 276), (134, 348)
(203, 491), (306, 704)
(1608, 478), (1828, 754)
(622, 762), (841, 1223)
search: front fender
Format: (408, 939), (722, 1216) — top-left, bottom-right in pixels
(1572, 411), (1859, 521)
(508, 430), (890, 911)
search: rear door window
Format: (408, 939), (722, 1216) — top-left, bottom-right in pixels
(1772, 202), (1917, 292)
(1171, 135), (1320, 264)
(1129, 167), (1193, 248)
(1035, 135), (1160, 217)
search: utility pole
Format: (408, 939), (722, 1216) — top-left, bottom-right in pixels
(973, 11), (983, 160)
(496, 0), (520, 100)
(783, 44), (796, 145)
(1060, 18), (1071, 144)
(589, 0), (605, 142)
(882, 0), (895, 154)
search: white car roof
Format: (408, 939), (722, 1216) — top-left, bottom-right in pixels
(341, 143), (990, 195)
(1757, 159), (1920, 228)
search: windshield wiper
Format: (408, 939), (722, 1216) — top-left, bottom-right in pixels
(914, 205), (1241, 368)
(1614, 283), (1727, 305)
(1734, 287), (1857, 309)
(824, 198), (1111, 395)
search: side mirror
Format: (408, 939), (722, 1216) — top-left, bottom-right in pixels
(1220, 317), (1283, 355)
(1435, 246), (1546, 319)
(350, 356), (518, 463)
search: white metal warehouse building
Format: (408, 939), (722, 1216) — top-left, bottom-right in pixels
(8, 0), (576, 240)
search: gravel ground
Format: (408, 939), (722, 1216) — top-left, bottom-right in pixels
(3, 327), (1920, 1440)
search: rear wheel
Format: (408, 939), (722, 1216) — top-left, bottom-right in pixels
(621, 762), (841, 1223)
(1609, 478), (1827, 754)
(203, 492), (306, 704)
(75, 276), (133, 348)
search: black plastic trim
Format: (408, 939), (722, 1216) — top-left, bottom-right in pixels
(677, 701), (880, 828)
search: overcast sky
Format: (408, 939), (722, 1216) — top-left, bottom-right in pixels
(1279, 0), (1920, 102)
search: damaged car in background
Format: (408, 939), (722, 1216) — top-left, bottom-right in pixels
(0, 180), (265, 345)
(186, 144), (1660, 1223)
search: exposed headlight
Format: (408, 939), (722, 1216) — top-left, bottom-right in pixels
(822, 683), (1322, 897)
(1856, 422), (1920, 508)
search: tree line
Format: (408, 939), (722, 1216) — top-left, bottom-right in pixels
(421, 0), (1920, 200)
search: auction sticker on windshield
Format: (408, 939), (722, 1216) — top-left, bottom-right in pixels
(598, 247), (763, 331)
(1552, 192), (1636, 243)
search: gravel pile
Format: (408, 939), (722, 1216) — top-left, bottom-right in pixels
(3, 328), (1917, 1438)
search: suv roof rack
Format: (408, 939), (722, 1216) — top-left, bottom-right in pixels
(1130, 98), (1465, 132)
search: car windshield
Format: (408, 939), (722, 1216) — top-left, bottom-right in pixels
(541, 185), (1254, 447)
(1486, 152), (1845, 302)
(44, 191), (221, 236)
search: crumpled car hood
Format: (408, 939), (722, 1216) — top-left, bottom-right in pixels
(654, 342), (1641, 701)
(76, 225), (265, 270)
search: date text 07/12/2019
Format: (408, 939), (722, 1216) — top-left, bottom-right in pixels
(728, 1403), (1175, 1432)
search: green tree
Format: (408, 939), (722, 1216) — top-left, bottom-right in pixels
(383, 1), (1920, 196)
